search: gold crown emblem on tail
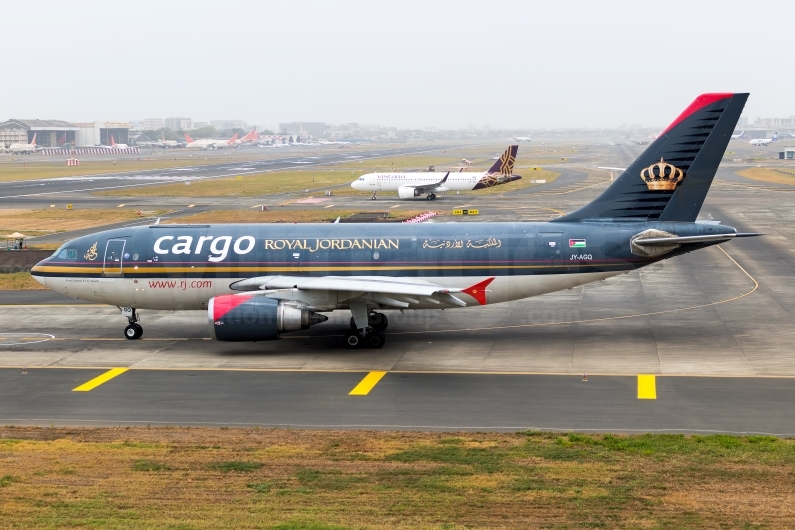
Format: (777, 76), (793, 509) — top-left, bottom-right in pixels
(640, 158), (685, 191)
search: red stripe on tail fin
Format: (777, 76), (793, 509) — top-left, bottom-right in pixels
(461, 277), (495, 305)
(660, 93), (733, 136)
(228, 132), (240, 144)
(184, 133), (194, 143)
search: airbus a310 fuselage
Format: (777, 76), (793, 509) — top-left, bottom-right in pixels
(32, 93), (755, 348)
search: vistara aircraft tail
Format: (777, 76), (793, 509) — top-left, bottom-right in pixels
(32, 93), (756, 349)
(350, 145), (520, 200)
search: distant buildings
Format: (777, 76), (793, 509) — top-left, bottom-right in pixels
(279, 122), (329, 138)
(165, 117), (193, 131)
(754, 116), (795, 129)
(210, 120), (247, 131)
(143, 118), (165, 130)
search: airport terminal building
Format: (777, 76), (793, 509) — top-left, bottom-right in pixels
(0, 119), (132, 148)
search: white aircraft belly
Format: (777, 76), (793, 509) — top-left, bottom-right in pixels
(41, 271), (623, 311)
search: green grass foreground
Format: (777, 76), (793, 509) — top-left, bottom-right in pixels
(0, 427), (792, 528)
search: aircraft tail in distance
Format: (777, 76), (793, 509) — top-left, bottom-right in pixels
(228, 132), (240, 144)
(30, 133), (37, 146)
(553, 93), (748, 223)
(184, 133), (194, 143)
(486, 145), (518, 176)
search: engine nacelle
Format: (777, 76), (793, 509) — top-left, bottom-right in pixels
(208, 294), (327, 342)
(398, 186), (421, 199)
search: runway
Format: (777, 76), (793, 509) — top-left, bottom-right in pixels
(0, 143), (460, 207)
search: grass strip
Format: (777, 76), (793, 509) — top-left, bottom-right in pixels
(0, 426), (792, 528)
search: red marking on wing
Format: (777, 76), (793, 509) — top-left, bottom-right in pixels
(461, 277), (495, 305)
(212, 294), (254, 321)
(660, 93), (734, 136)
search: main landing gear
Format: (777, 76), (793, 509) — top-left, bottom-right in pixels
(345, 309), (388, 349)
(122, 307), (143, 340)
(371, 192), (378, 200)
(426, 193), (437, 201)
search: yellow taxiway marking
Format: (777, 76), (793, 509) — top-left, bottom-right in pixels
(117, 204), (125, 208)
(73, 368), (129, 392)
(349, 371), (387, 395)
(249, 204), (262, 209)
(390, 204), (401, 208)
(637, 375), (657, 399)
(187, 204), (195, 208)
(323, 204), (335, 208)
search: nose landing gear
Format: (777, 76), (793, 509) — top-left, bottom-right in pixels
(371, 192), (378, 200)
(121, 307), (143, 340)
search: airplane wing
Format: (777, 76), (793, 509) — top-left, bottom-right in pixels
(415, 172), (450, 193)
(231, 275), (494, 307)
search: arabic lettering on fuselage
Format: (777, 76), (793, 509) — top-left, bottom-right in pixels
(422, 238), (502, 249)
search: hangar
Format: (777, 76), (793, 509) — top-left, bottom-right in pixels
(0, 119), (133, 148)
(0, 119), (79, 148)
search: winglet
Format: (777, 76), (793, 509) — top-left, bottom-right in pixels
(441, 171), (450, 183)
(461, 277), (495, 305)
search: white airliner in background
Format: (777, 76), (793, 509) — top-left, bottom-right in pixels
(731, 130), (746, 140)
(183, 132), (240, 150)
(4, 133), (38, 154)
(512, 136), (531, 142)
(351, 145), (520, 200)
(749, 133), (778, 146)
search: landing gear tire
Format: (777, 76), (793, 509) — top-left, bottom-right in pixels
(344, 330), (363, 349)
(370, 312), (388, 331)
(351, 312), (388, 331)
(365, 330), (386, 349)
(371, 194), (377, 200)
(426, 194), (435, 201)
(124, 324), (143, 340)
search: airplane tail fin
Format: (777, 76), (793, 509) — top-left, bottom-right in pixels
(30, 133), (37, 146)
(228, 132), (240, 144)
(487, 145), (518, 176)
(111, 135), (117, 147)
(184, 133), (194, 143)
(772, 132), (778, 142)
(162, 132), (166, 141)
(553, 93), (748, 223)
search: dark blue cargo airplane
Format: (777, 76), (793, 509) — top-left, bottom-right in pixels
(32, 93), (756, 348)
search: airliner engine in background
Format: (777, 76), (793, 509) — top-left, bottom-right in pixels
(351, 145), (521, 200)
(749, 133), (778, 146)
(183, 132), (240, 150)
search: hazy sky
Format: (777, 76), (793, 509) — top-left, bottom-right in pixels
(2, 0), (792, 130)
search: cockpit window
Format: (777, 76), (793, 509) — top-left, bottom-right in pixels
(56, 248), (78, 259)
(358, 177), (364, 181)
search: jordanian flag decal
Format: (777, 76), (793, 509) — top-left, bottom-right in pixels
(569, 239), (586, 248)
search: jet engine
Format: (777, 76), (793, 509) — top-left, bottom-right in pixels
(208, 294), (327, 342)
(398, 186), (421, 199)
